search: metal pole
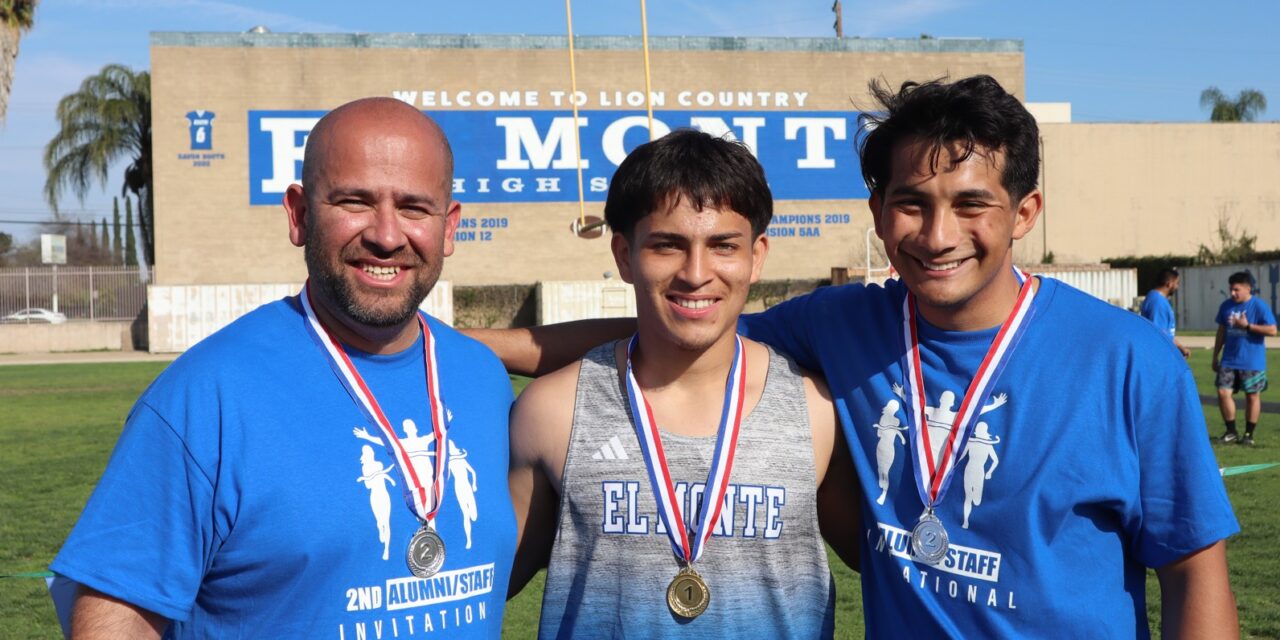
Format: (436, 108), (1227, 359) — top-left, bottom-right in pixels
(89, 266), (96, 320)
(24, 267), (30, 312)
(51, 264), (58, 314)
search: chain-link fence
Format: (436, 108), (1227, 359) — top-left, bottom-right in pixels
(0, 266), (150, 322)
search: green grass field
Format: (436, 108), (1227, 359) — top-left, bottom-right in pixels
(2, 352), (1278, 638)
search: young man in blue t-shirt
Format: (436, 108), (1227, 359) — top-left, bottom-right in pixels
(1141, 267), (1190, 357)
(52, 99), (516, 638)
(1213, 271), (1278, 445)
(472, 75), (1240, 638)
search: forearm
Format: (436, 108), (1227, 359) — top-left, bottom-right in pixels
(1250, 323), (1278, 337)
(464, 319), (635, 376)
(1156, 541), (1238, 639)
(71, 587), (167, 640)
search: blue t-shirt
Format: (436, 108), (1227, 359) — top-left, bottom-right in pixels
(741, 277), (1238, 638)
(1216, 296), (1276, 371)
(52, 298), (516, 639)
(1140, 289), (1176, 339)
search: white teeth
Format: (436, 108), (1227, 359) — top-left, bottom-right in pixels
(922, 259), (963, 271)
(675, 299), (714, 310)
(362, 265), (400, 281)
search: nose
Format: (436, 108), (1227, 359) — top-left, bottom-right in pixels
(676, 246), (713, 288)
(362, 203), (408, 254)
(915, 206), (960, 254)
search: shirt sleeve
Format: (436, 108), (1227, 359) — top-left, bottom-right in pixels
(1254, 300), (1277, 326)
(737, 288), (826, 371)
(50, 401), (218, 622)
(1129, 359), (1239, 568)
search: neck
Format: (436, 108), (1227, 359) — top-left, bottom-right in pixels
(916, 263), (1027, 332)
(308, 293), (420, 355)
(629, 327), (738, 392)
(1154, 285), (1172, 296)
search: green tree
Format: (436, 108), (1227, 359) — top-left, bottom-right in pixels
(43, 63), (153, 265)
(1200, 86), (1267, 122)
(0, 230), (12, 265)
(98, 216), (109, 261)
(0, 0), (37, 122)
(124, 195), (137, 267)
(111, 196), (121, 264)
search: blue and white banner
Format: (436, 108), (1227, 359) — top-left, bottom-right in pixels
(247, 109), (869, 206)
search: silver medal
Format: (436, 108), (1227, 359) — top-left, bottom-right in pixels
(910, 512), (949, 565)
(407, 526), (446, 578)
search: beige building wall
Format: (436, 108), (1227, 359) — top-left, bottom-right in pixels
(1034, 123), (1280, 264)
(150, 33), (1023, 286)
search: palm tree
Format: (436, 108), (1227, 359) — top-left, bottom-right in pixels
(0, 0), (38, 121)
(1200, 86), (1267, 122)
(44, 64), (154, 265)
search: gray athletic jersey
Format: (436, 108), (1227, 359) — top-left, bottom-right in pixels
(538, 342), (835, 639)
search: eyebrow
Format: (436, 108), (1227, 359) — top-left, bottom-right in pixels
(326, 187), (442, 209)
(645, 230), (745, 242)
(885, 186), (998, 201)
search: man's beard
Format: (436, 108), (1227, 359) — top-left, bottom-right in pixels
(304, 239), (437, 329)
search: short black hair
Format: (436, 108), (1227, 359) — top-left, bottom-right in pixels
(858, 75), (1040, 202)
(1229, 271), (1253, 287)
(604, 129), (773, 238)
(1156, 268), (1180, 286)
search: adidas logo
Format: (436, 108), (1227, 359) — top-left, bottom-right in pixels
(591, 435), (629, 461)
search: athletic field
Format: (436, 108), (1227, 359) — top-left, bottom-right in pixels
(2, 351), (1277, 638)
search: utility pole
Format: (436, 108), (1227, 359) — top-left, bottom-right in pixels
(832, 0), (843, 38)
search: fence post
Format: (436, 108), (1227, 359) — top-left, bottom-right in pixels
(89, 266), (96, 320)
(24, 267), (30, 311)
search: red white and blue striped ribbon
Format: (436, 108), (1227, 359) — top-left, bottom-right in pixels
(299, 282), (447, 526)
(900, 270), (1036, 510)
(624, 334), (747, 564)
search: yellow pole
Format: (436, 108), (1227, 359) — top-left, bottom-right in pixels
(564, 0), (587, 228)
(640, 0), (655, 140)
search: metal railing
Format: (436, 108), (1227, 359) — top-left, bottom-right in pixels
(0, 266), (150, 321)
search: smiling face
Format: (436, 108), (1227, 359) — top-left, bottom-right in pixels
(613, 195), (768, 354)
(285, 100), (461, 345)
(870, 138), (1042, 330)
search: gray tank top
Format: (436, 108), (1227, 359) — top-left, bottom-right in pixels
(538, 342), (835, 639)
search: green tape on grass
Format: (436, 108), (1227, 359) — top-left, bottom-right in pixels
(1221, 463), (1279, 477)
(0, 571), (54, 578)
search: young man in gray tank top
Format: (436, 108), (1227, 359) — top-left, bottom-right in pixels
(508, 130), (859, 638)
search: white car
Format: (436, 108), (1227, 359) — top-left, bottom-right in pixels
(3, 308), (67, 324)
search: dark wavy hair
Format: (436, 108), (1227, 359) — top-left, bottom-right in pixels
(605, 129), (773, 238)
(858, 75), (1040, 201)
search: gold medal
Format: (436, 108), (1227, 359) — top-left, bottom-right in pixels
(666, 566), (710, 618)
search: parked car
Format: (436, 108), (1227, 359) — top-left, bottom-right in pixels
(3, 308), (67, 324)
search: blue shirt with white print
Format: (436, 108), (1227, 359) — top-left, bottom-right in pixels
(741, 276), (1237, 639)
(53, 297), (516, 638)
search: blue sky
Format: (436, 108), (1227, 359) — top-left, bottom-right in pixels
(1, 0), (1276, 242)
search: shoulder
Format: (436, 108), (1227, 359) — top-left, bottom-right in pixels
(1039, 278), (1182, 360)
(144, 298), (301, 398)
(510, 347), (591, 461)
(756, 341), (834, 422)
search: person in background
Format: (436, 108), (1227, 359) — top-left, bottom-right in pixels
(1213, 271), (1278, 446)
(1141, 267), (1190, 358)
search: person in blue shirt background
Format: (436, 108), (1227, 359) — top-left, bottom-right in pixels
(1140, 267), (1190, 358)
(1213, 271), (1278, 446)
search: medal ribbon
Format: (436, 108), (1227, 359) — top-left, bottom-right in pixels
(900, 270), (1036, 510)
(624, 334), (747, 564)
(299, 282), (448, 527)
